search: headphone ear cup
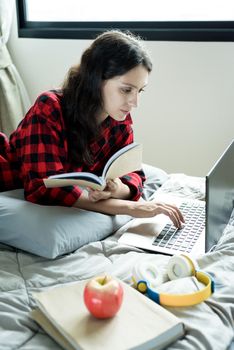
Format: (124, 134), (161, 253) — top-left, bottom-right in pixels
(132, 261), (168, 288)
(133, 262), (159, 285)
(167, 255), (195, 280)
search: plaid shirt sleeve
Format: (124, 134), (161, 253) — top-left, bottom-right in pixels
(121, 170), (145, 201)
(11, 93), (82, 206)
(0, 132), (22, 190)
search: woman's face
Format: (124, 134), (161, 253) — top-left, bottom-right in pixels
(99, 65), (149, 123)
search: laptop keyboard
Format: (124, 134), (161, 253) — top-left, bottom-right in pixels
(153, 201), (205, 253)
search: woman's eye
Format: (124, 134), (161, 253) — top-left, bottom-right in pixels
(121, 88), (132, 94)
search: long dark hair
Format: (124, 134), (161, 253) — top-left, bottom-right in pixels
(61, 30), (152, 165)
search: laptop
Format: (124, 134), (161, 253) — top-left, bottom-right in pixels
(118, 139), (234, 257)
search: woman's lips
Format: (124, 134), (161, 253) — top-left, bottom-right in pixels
(120, 109), (129, 114)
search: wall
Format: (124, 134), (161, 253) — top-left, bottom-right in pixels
(8, 6), (234, 176)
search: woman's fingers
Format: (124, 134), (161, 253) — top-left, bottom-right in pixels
(106, 179), (119, 191)
(88, 189), (111, 202)
(132, 201), (184, 228)
(156, 203), (184, 228)
(106, 179), (115, 190)
(159, 203), (184, 228)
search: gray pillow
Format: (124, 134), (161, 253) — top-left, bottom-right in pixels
(0, 164), (168, 259)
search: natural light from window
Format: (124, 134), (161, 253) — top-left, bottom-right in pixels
(25, 0), (234, 22)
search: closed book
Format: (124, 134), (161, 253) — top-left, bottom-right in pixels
(31, 278), (184, 350)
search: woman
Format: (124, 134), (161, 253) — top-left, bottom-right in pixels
(0, 30), (184, 227)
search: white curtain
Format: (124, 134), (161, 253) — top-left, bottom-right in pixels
(0, 0), (31, 136)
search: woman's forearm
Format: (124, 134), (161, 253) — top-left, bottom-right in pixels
(73, 192), (134, 216)
(73, 192), (184, 228)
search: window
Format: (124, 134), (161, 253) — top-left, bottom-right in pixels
(16, 0), (234, 41)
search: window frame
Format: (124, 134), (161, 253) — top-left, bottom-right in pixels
(16, 0), (234, 41)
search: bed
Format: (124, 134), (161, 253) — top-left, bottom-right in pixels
(0, 165), (234, 350)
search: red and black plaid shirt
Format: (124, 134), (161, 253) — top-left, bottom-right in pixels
(0, 91), (145, 206)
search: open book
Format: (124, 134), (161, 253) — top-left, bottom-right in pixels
(31, 279), (184, 350)
(43, 142), (142, 190)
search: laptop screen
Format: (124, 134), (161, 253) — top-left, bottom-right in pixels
(205, 140), (234, 251)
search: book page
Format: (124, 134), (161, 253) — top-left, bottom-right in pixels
(103, 143), (143, 180)
(43, 178), (105, 190)
(33, 279), (184, 350)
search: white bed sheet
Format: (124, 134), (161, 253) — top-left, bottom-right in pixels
(0, 174), (233, 350)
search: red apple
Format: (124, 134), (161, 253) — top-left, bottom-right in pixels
(83, 275), (124, 319)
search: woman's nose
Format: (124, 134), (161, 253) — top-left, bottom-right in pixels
(128, 92), (138, 108)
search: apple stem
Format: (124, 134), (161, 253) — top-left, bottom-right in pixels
(101, 275), (107, 285)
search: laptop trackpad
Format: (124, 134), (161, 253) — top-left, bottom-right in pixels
(123, 215), (169, 237)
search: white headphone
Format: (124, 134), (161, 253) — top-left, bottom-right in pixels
(132, 254), (215, 307)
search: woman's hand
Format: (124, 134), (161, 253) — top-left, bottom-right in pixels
(87, 188), (112, 202)
(87, 178), (131, 202)
(105, 178), (131, 199)
(129, 200), (185, 229)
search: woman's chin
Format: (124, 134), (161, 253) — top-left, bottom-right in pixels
(110, 113), (128, 121)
